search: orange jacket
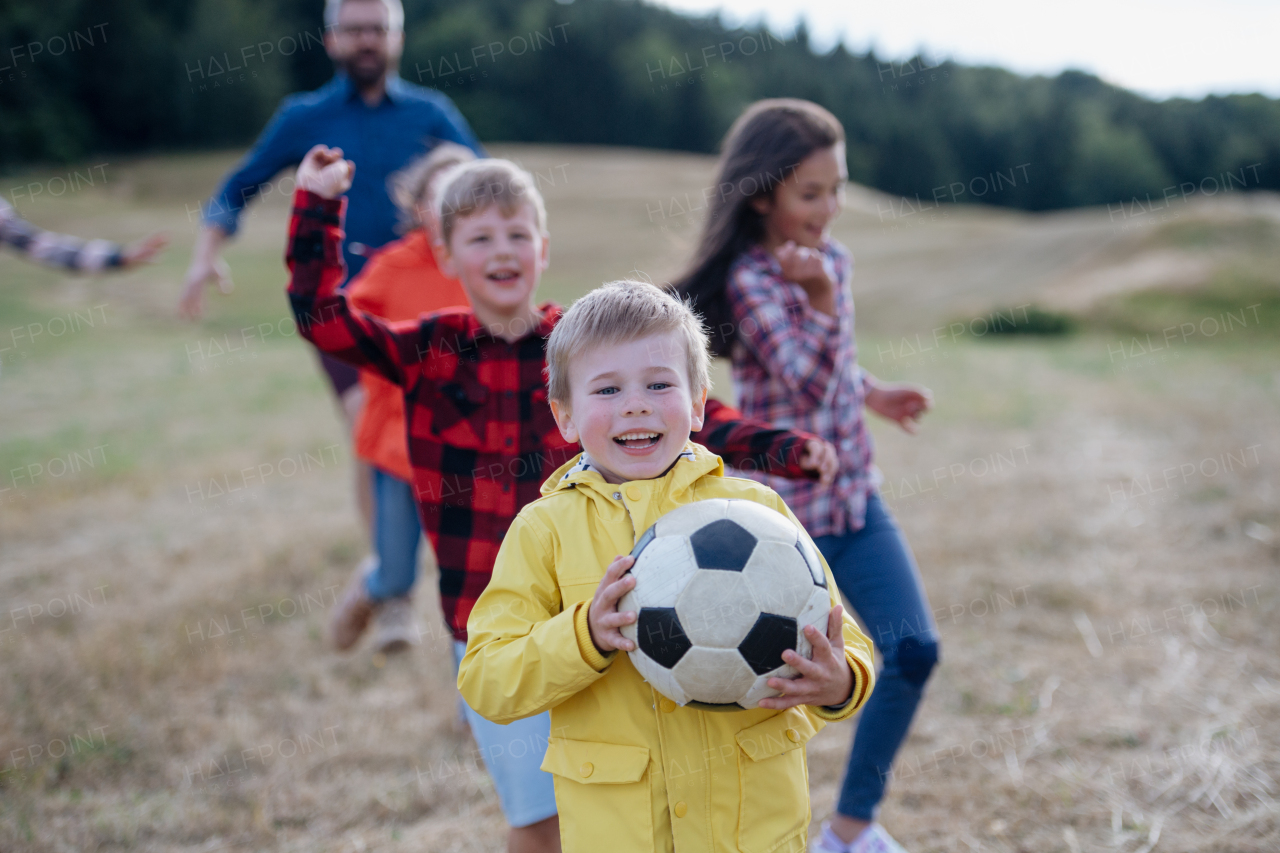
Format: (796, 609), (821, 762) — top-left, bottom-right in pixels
(346, 229), (468, 480)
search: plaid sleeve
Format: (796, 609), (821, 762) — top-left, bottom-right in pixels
(728, 259), (843, 408)
(286, 190), (413, 385)
(693, 398), (819, 480)
(0, 197), (124, 273)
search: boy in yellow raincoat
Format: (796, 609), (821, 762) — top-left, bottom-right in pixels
(459, 280), (876, 853)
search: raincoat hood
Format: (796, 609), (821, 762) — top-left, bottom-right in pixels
(543, 442), (722, 498)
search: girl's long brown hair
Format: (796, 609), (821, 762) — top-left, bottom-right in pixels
(672, 99), (844, 357)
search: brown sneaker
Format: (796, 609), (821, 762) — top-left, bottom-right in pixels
(371, 596), (420, 655)
(329, 557), (377, 651)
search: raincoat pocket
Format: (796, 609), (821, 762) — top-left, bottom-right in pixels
(542, 738), (653, 851)
(735, 712), (817, 853)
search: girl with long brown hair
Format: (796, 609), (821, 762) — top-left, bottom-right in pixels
(675, 99), (938, 853)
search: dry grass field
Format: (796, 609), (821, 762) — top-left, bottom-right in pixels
(1, 145), (1278, 852)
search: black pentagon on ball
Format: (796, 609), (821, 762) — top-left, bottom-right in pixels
(689, 519), (757, 571)
(636, 607), (691, 669)
(738, 612), (798, 675)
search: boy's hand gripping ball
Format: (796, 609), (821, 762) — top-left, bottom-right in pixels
(618, 499), (831, 710)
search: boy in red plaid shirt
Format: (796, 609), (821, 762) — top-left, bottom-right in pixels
(286, 144), (836, 852)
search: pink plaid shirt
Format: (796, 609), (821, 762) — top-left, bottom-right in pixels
(726, 240), (876, 537)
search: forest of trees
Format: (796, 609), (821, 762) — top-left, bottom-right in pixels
(2, 0), (1277, 211)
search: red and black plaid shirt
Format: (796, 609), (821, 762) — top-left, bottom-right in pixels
(287, 190), (819, 640)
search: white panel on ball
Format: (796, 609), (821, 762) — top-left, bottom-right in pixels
(653, 499), (729, 539)
(671, 646), (757, 705)
(675, 572), (758, 649)
(741, 540), (819, 618)
(794, 586), (833, 660)
(724, 500), (799, 543)
(630, 649), (691, 706)
(624, 535), (699, 610)
(739, 664), (797, 709)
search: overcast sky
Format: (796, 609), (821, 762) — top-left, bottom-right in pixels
(647, 0), (1280, 100)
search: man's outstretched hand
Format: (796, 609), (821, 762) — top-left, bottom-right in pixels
(297, 145), (355, 199)
(178, 146), (351, 321)
(179, 228), (232, 321)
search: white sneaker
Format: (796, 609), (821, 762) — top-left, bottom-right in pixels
(370, 596), (420, 654)
(811, 823), (909, 853)
(850, 824), (908, 853)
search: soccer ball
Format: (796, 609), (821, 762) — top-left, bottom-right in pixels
(618, 498), (831, 710)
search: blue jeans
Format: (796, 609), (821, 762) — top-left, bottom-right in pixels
(451, 642), (559, 827)
(364, 468), (424, 601)
(813, 492), (939, 822)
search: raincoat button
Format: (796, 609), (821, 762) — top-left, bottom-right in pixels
(786, 728), (800, 743)
(579, 762), (593, 777)
(625, 484), (642, 501)
(613, 492), (622, 500)
(674, 801), (687, 818)
(660, 698), (677, 713)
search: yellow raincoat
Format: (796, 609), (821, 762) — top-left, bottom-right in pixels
(458, 443), (875, 853)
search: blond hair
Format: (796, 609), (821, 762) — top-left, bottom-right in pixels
(545, 280), (712, 406)
(388, 142), (477, 231)
(434, 159), (548, 246)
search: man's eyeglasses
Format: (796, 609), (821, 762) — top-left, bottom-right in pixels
(337, 24), (392, 38)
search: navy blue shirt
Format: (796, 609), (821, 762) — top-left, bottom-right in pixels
(204, 73), (483, 278)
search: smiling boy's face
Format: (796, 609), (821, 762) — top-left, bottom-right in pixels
(438, 202), (548, 319)
(550, 331), (707, 485)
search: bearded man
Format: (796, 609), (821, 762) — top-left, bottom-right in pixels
(178, 0), (483, 537)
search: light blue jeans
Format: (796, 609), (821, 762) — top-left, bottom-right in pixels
(813, 492), (940, 822)
(372, 470), (558, 826)
(364, 468), (422, 601)
(451, 641), (559, 827)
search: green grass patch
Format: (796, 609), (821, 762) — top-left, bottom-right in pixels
(0, 425), (125, 490)
(1083, 266), (1280, 339)
(982, 305), (1076, 336)
(1142, 215), (1278, 253)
